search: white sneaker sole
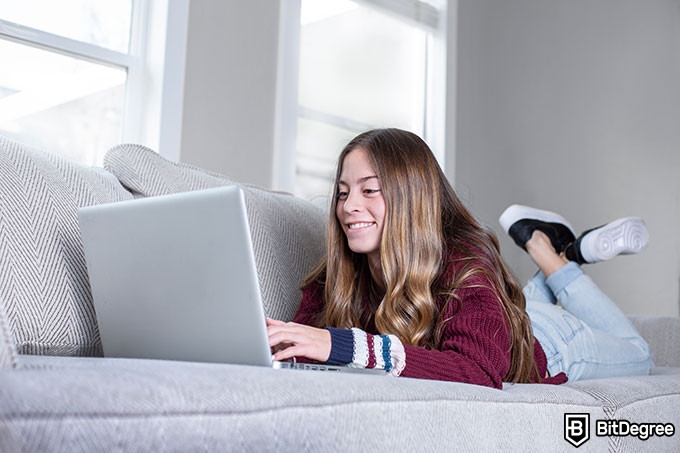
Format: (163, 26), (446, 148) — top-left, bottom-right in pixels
(498, 204), (575, 235)
(579, 217), (649, 263)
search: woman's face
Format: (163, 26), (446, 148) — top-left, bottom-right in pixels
(335, 148), (386, 262)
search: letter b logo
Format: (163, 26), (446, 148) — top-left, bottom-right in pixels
(565, 413), (590, 447)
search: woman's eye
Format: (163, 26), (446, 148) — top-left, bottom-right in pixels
(336, 191), (348, 200)
(364, 189), (381, 195)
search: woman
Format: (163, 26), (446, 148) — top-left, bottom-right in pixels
(267, 128), (652, 389)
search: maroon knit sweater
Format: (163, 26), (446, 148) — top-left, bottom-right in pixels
(293, 249), (568, 389)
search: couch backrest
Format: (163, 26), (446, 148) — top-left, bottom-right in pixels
(0, 136), (134, 357)
(630, 316), (680, 368)
(104, 144), (327, 322)
(0, 137), (328, 360)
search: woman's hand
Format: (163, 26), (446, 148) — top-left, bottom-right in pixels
(266, 318), (332, 363)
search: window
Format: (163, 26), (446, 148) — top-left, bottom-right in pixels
(276, 0), (448, 199)
(0, 1), (136, 166)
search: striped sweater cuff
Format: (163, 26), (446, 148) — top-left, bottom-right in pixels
(326, 327), (354, 365)
(325, 327), (406, 376)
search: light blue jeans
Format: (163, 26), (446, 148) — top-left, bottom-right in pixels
(524, 262), (653, 381)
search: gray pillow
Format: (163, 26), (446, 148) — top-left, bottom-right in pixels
(104, 144), (327, 321)
(103, 143), (236, 197)
(0, 136), (134, 356)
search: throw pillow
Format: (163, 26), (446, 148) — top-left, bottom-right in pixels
(104, 144), (327, 321)
(104, 143), (236, 197)
(0, 136), (134, 356)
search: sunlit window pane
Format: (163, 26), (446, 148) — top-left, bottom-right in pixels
(0, 40), (126, 166)
(298, 0), (427, 131)
(296, 0), (428, 199)
(0, 0), (133, 53)
(295, 118), (358, 199)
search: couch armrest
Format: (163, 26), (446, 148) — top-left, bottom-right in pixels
(0, 296), (18, 370)
(630, 316), (680, 367)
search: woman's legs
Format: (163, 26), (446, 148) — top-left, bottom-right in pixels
(524, 231), (652, 380)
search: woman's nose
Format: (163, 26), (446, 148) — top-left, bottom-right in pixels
(343, 191), (363, 212)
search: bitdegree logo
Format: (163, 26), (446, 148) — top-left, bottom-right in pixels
(565, 414), (590, 447)
(596, 419), (675, 441)
(564, 413), (676, 447)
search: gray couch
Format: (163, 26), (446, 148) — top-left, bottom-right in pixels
(1, 135), (679, 452)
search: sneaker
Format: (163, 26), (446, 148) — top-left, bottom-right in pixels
(499, 204), (576, 253)
(566, 217), (649, 264)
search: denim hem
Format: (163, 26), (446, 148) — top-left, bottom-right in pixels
(545, 261), (583, 296)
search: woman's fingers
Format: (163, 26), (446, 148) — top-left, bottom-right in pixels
(272, 344), (301, 362)
(267, 321), (331, 362)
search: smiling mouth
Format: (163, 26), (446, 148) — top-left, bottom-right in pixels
(348, 222), (375, 230)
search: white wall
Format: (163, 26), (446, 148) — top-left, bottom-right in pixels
(178, 0), (280, 188)
(454, 0), (680, 316)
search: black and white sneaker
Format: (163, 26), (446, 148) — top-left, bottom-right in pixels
(566, 217), (649, 264)
(499, 204), (576, 254)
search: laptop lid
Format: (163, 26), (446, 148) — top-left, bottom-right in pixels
(78, 186), (273, 367)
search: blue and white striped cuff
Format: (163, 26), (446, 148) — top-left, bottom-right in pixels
(326, 327), (406, 376)
(349, 328), (406, 376)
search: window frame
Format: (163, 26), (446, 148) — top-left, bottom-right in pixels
(0, 0), (189, 163)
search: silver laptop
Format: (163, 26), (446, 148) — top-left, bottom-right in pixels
(78, 186), (384, 375)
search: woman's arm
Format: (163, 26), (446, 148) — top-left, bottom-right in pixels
(322, 283), (511, 388)
(400, 288), (512, 388)
(270, 276), (513, 388)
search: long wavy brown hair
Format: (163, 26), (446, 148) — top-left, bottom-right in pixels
(303, 128), (540, 383)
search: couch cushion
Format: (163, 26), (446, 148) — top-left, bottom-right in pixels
(0, 136), (133, 356)
(567, 369), (680, 451)
(0, 298), (17, 369)
(3, 356), (679, 451)
(104, 144), (327, 321)
(0, 355), (615, 452)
